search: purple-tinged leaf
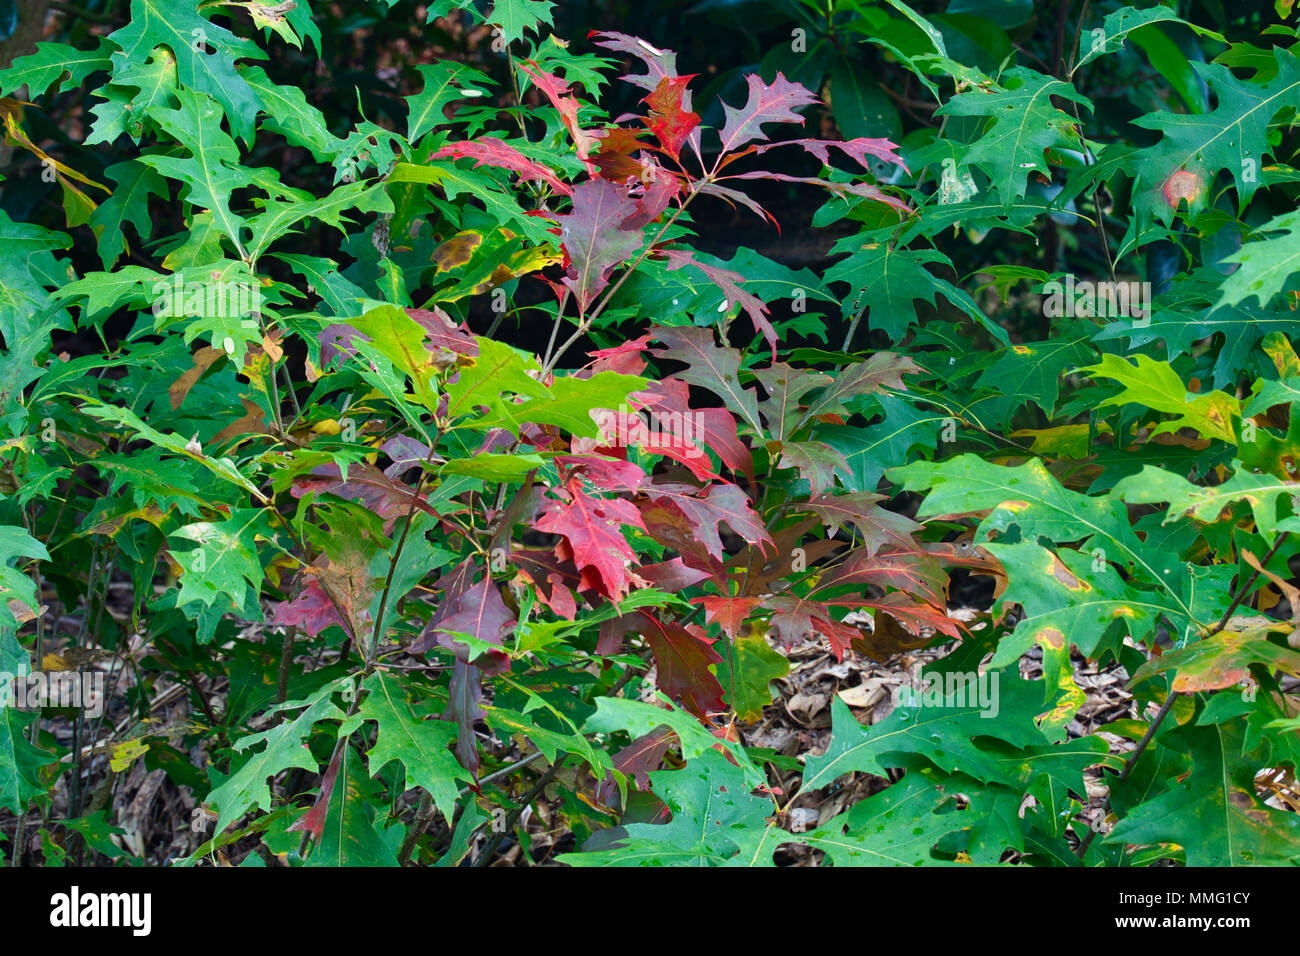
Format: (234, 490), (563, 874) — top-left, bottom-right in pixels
(718, 73), (819, 153)
(556, 179), (644, 311)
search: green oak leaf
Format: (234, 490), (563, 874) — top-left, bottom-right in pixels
(560, 749), (777, 866)
(796, 771), (966, 866)
(1080, 353), (1239, 443)
(800, 670), (1049, 792)
(357, 672), (469, 819)
(107, 0), (265, 142)
(206, 678), (349, 835)
(0, 630), (52, 813)
(1125, 48), (1300, 228)
(1106, 718), (1300, 865)
(0, 39), (113, 98)
(937, 68), (1091, 204)
(716, 630), (789, 721)
(825, 238), (1009, 344)
(406, 61), (493, 142)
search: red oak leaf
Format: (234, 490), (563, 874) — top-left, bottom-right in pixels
(620, 170), (679, 230)
(445, 658), (486, 779)
(725, 170), (912, 214)
(695, 180), (779, 228)
(591, 32), (703, 160)
(813, 546), (949, 610)
(597, 727), (675, 807)
(636, 611), (725, 719)
(591, 31), (681, 90)
(725, 517), (842, 595)
(430, 576), (515, 674)
(554, 451), (646, 492)
(517, 60), (599, 175)
(290, 462), (435, 531)
(777, 440), (849, 496)
(799, 492), (922, 556)
(691, 595), (762, 638)
(533, 475), (647, 601)
(589, 334), (652, 375)
(592, 126), (652, 181)
(637, 557), (712, 590)
(273, 576), (347, 637)
(287, 745), (343, 840)
(509, 548), (584, 621)
(867, 592), (964, 640)
(718, 73), (819, 153)
(636, 377), (754, 483)
(763, 594), (862, 660)
(428, 138), (572, 195)
(656, 248), (777, 358)
(410, 558), (477, 654)
(755, 137), (909, 174)
(639, 480), (772, 577)
(643, 75), (699, 160)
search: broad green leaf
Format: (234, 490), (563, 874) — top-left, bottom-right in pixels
(801, 672), (1048, 793)
(716, 630), (788, 721)
(305, 746), (405, 866)
(1218, 209), (1300, 310)
(137, 88), (263, 256)
(88, 161), (169, 268)
(206, 678), (349, 835)
(444, 335), (549, 429)
(358, 671), (468, 818)
(81, 402), (265, 500)
(937, 68), (1091, 204)
(487, 0), (556, 46)
(107, 0), (264, 141)
(439, 453), (546, 481)
(560, 749), (777, 866)
(243, 65), (338, 160)
(406, 61), (492, 142)
(168, 509), (269, 615)
(517, 371), (647, 438)
(0, 39), (112, 98)
(1072, 6), (1224, 72)
(348, 303), (444, 414)
(1131, 624), (1300, 692)
(891, 454), (1186, 604)
(796, 772), (965, 866)
(825, 239), (1010, 345)
(1125, 48), (1300, 226)
(821, 393), (945, 493)
(1114, 463), (1299, 540)
(0, 631), (52, 813)
(1106, 719), (1300, 865)
(0, 525), (51, 629)
(1080, 353), (1239, 442)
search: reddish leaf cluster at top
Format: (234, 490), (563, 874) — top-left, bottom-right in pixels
(282, 35), (977, 738)
(412, 31), (910, 353)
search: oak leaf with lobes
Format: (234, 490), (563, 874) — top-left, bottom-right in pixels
(428, 576), (515, 674)
(718, 72), (818, 153)
(643, 75), (699, 161)
(635, 611), (725, 719)
(556, 179), (644, 311)
(533, 474), (647, 601)
(639, 480), (772, 579)
(427, 138), (571, 195)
